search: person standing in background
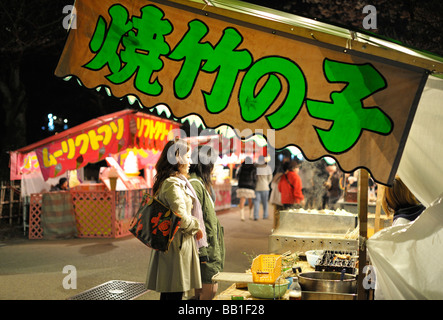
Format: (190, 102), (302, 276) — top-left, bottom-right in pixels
(324, 163), (342, 209)
(270, 171), (283, 230)
(278, 160), (304, 209)
(270, 157), (288, 229)
(236, 157), (257, 221)
(312, 159), (329, 209)
(253, 155), (273, 220)
(299, 161), (314, 209)
(189, 146), (225, 300)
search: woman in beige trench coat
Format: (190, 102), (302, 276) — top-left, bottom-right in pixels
(146, 139), (204, 300)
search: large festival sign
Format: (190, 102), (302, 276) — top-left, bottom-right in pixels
(10, 110), (179, 180)
(55, 0), (429, 185)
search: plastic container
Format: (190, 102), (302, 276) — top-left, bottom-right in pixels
(305, 250), (323, 268)
(247, 280), (289, 299)
(251, 254), (282, 284)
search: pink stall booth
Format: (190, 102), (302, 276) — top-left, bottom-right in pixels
(9, 109), (180, 239)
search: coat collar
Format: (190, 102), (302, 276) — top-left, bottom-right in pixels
(168, 175), (196, 199)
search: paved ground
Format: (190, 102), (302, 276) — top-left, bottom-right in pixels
(0, 204), (274, 300)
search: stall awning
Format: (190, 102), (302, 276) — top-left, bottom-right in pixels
(10, 109), (180, 180)
(54, 0), (443, 185)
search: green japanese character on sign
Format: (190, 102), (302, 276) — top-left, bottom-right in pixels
(239, 56), (306, 129)
(83, 4), (392, 157)
(306, 59), (392, 153)
(85, 5), (132, 74)
(169, 20), (252, 113)
(168, 20), (213, 99)
(85, 5), (172, 95)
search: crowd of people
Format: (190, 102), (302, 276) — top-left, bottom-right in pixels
(235, 155), (273, 221)
(236, 156), (345, 229)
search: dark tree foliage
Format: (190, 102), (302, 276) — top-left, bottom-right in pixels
(243, 0), (443, 56)
(0, 1), (125, 179)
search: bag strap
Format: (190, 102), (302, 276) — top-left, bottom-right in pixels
(152, 179), (166, 197)
(140, 182), (161, 210)
(189, 178), (214, 209)
(284, 174), (294, 190)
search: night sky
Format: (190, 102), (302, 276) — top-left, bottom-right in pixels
(21, 51), (127, 145)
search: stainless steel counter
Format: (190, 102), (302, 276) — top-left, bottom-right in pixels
(269, 209), (359, 253)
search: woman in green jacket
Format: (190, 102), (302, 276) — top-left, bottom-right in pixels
(189, 145), (225, 300)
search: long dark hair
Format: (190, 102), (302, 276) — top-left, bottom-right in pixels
(382, 176), (420, 217)
(153, 139), (190, 194)
(189, 145), (218, 192)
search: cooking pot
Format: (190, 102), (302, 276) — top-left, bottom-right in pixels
(298, 272), (356, 294)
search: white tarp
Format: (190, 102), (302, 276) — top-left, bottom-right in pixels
(367, 75), (443, 300)
(367, 195), (443, 299)
(398, 75), (443, 207)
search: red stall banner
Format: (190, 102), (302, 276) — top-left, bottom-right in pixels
(35, 116), (129, 179)
(10, 110), (179, 180)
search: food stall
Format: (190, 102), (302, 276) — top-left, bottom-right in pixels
(218, 137), (268, 208)
(184, 132), (268, 211)
(51, 0), (443, 300)
(10, 109), (180, 239)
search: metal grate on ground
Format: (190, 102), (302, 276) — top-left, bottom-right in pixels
(68, 280), (149, 300)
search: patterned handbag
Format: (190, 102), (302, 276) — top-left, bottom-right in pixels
(129, 192), (182, 252)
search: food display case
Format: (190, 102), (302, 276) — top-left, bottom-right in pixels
(269, 209), (359, 253)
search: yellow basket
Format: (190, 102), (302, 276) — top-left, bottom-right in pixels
(251, 254), (282, 284)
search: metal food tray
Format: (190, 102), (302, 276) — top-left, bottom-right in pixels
(276, 209), (357, 234)
(314, 250), (358, 274)
(269, 209), (358, 253)
(269, 233), (358, 253)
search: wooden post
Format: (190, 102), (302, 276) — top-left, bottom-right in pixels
(357, 169), (368, 300)
(10, 183), (14, 225)
(374, 184), (385, 233)
(0, 181), (4, 220)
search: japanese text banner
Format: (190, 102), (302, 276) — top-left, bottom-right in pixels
(55, 0), (428, 185)
(12, 111), (179, 180)
(35, 116), (130, 179)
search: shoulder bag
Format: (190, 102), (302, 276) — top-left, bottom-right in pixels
(129, 190), (182, 252)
